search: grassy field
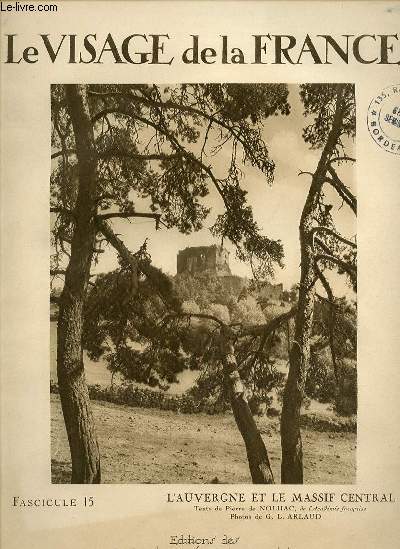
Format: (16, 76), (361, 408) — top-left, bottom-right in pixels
(51, 394), (356, 484)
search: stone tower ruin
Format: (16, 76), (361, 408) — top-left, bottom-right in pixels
(177, 245), (232, 277)
(176, 244), (284, 301)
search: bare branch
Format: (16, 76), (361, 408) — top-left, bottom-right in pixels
(50, 207), (74, 217)
(96, 211), (161, 226)
(298, 171), (314, 178)
(51, 149), (76, 160)
(98, 149), (182, 163)
(326, 165), (357, 214)
(328, 156), (355, 165)
(50, 269), (66, 276)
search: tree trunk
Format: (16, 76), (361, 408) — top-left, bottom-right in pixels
(280, 243), (315, 483)
(56, 84), (100, 483)
(230, 394), (274, 483)
(280, 85), (346, 484)
(220, 328), (274, 484)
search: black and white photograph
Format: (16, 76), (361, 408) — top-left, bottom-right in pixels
(3, 2), (400, 547)
(50, 83), (357, 485)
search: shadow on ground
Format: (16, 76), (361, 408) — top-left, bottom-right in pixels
(51, 394), (356, 484)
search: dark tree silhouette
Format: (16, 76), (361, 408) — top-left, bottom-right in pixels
(280, 84), (356, 484)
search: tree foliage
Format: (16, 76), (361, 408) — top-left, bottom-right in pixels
(300, 84), (356, 149)
(306, 297), (357, 405)
(51, 83), (290, 283)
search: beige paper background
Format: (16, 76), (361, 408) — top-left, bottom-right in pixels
(1, 1), (399, 547)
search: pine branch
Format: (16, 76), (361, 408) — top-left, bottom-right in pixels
(311, 227), (357, 249)
(92, 106), (230, 212)
(95, 218), (180, 311)
(314, 253), (356, 278)
(88, 88), (252, 157)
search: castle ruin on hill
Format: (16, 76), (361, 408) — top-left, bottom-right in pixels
(177, 245), (231, 277)
(176, 245), (283, 302)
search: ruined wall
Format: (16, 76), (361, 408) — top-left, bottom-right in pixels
(258, 282), (284, 302)
(214, 246), (231, 276)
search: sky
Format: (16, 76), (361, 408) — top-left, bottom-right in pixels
(53, 84), (356, 298)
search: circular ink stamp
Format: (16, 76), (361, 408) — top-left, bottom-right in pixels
(367, 84), (400, 155)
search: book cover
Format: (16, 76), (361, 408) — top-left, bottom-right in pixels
(1, 1), (399, 548)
